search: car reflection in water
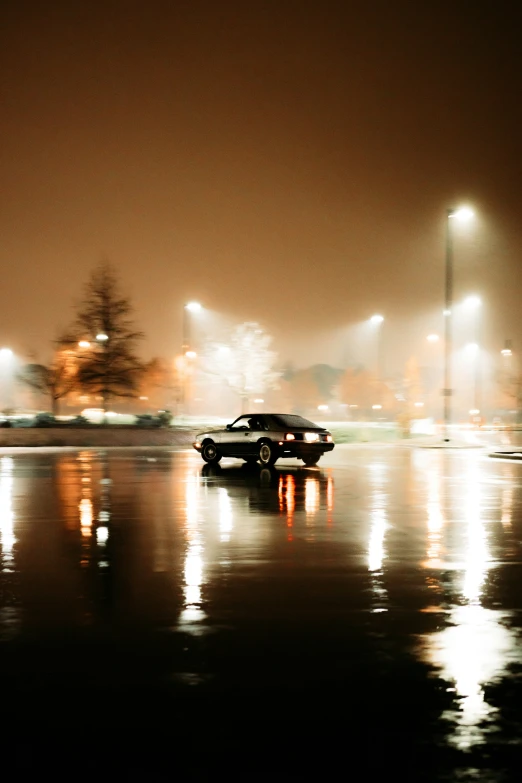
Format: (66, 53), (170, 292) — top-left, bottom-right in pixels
(201, 462), (334, 542)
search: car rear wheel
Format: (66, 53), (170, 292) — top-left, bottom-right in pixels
(303, 455), (321, 466)
(259, 441), (278, 466)
(202, 441), (222, 464)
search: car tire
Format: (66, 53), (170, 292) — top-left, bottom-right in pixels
(259, 441), (278, 466)
(303, 455), (321, 466)
(201, 441), (222, 464)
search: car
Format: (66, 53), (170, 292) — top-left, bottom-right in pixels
(193, 413), (335, 467)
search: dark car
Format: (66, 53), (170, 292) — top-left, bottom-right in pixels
(193, 413), (334, 466)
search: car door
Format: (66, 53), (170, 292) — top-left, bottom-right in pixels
(243, 416), (266, 456)
(220, 416), (251, 456)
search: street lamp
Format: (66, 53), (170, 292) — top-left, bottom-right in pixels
(181, 302), (202, 415)
(370, 314), (384, 382)
(182, 302), (202, 355)
(0, 348), (15, 412)
(443, 206), (474, 441)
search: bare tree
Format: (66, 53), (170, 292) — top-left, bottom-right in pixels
(18, 338), (79, 416)
(73, 262), (144, 412)
(202, 322), (280, 413)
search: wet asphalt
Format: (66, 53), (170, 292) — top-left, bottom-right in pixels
(1, 443), (522, 781)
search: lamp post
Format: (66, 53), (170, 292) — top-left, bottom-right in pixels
(370, 314), (384, 382)
(0, 348), (14, 412)
(501, 340), (520, 424)
(182, 302), (201, 356)
(181, 302), (201, 416)
(443, 206), (473, 441)
(95, 333), (109, 419)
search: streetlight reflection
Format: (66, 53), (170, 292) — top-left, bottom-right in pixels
(424, 462), (444, 570)
(421, 453), (517, 750)
(218, 487), (233, 543)
(462, 459), (489, 603)
(0, 457), (15, 571)
(179, 472), (207, 630)
(305, 476), (320, 517)
(367, 462), (389, 611)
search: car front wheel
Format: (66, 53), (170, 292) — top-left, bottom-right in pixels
(259, 441), (278, 466)
(303, 454), (321, 466)
(202, 441), (222, 464)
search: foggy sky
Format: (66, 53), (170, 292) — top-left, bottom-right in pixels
(1, 0), (521, 370)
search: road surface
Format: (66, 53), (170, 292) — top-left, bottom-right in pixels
(1, 443), (521, 780)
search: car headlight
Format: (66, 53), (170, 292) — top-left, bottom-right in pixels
(326, 434), (333, 443)
(304, 432), (319, 442)
(285, 433), (295, 441)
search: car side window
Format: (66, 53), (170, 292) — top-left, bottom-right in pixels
(232, 417), (250, 430)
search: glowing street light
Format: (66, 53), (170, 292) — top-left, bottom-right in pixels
(181, 302), (202, 415)
(463, 294), (481, 311)
(96, 333), (109, 342)
(427, 334), (440, 343)
(0, 348), (15, 411)
(182, 302), (202, 354)
(369, 314), (385, 383)
(78, 340), (91, 349)
(443, 206), (475, 441)
(451, 206), (474, 222)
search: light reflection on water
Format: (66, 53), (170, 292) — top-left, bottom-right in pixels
(367, 461), (389, 611)
(0, 456), (20, 639)
(1, 445), (521, 758)
(419, 453), (519, 751)
(0, 457), (15, 571)
(178, 470), (207, 631)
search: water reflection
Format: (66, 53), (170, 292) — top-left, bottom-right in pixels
(218, 487), (233, 543)
(279, 474), (295, 539)
(202, 463), (333, 540)
(367, 461), (389, 611)
(420, 453), (518, 751)
(0, 457), (15, 571)
(428, 605), (514, 749)
(178, 471), (207, 630)
(424, 459), (444, 570)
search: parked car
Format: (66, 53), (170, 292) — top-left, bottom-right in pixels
(193, 413), (335, 466)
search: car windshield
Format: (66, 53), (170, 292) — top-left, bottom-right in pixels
(272, 414), (320, 429)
